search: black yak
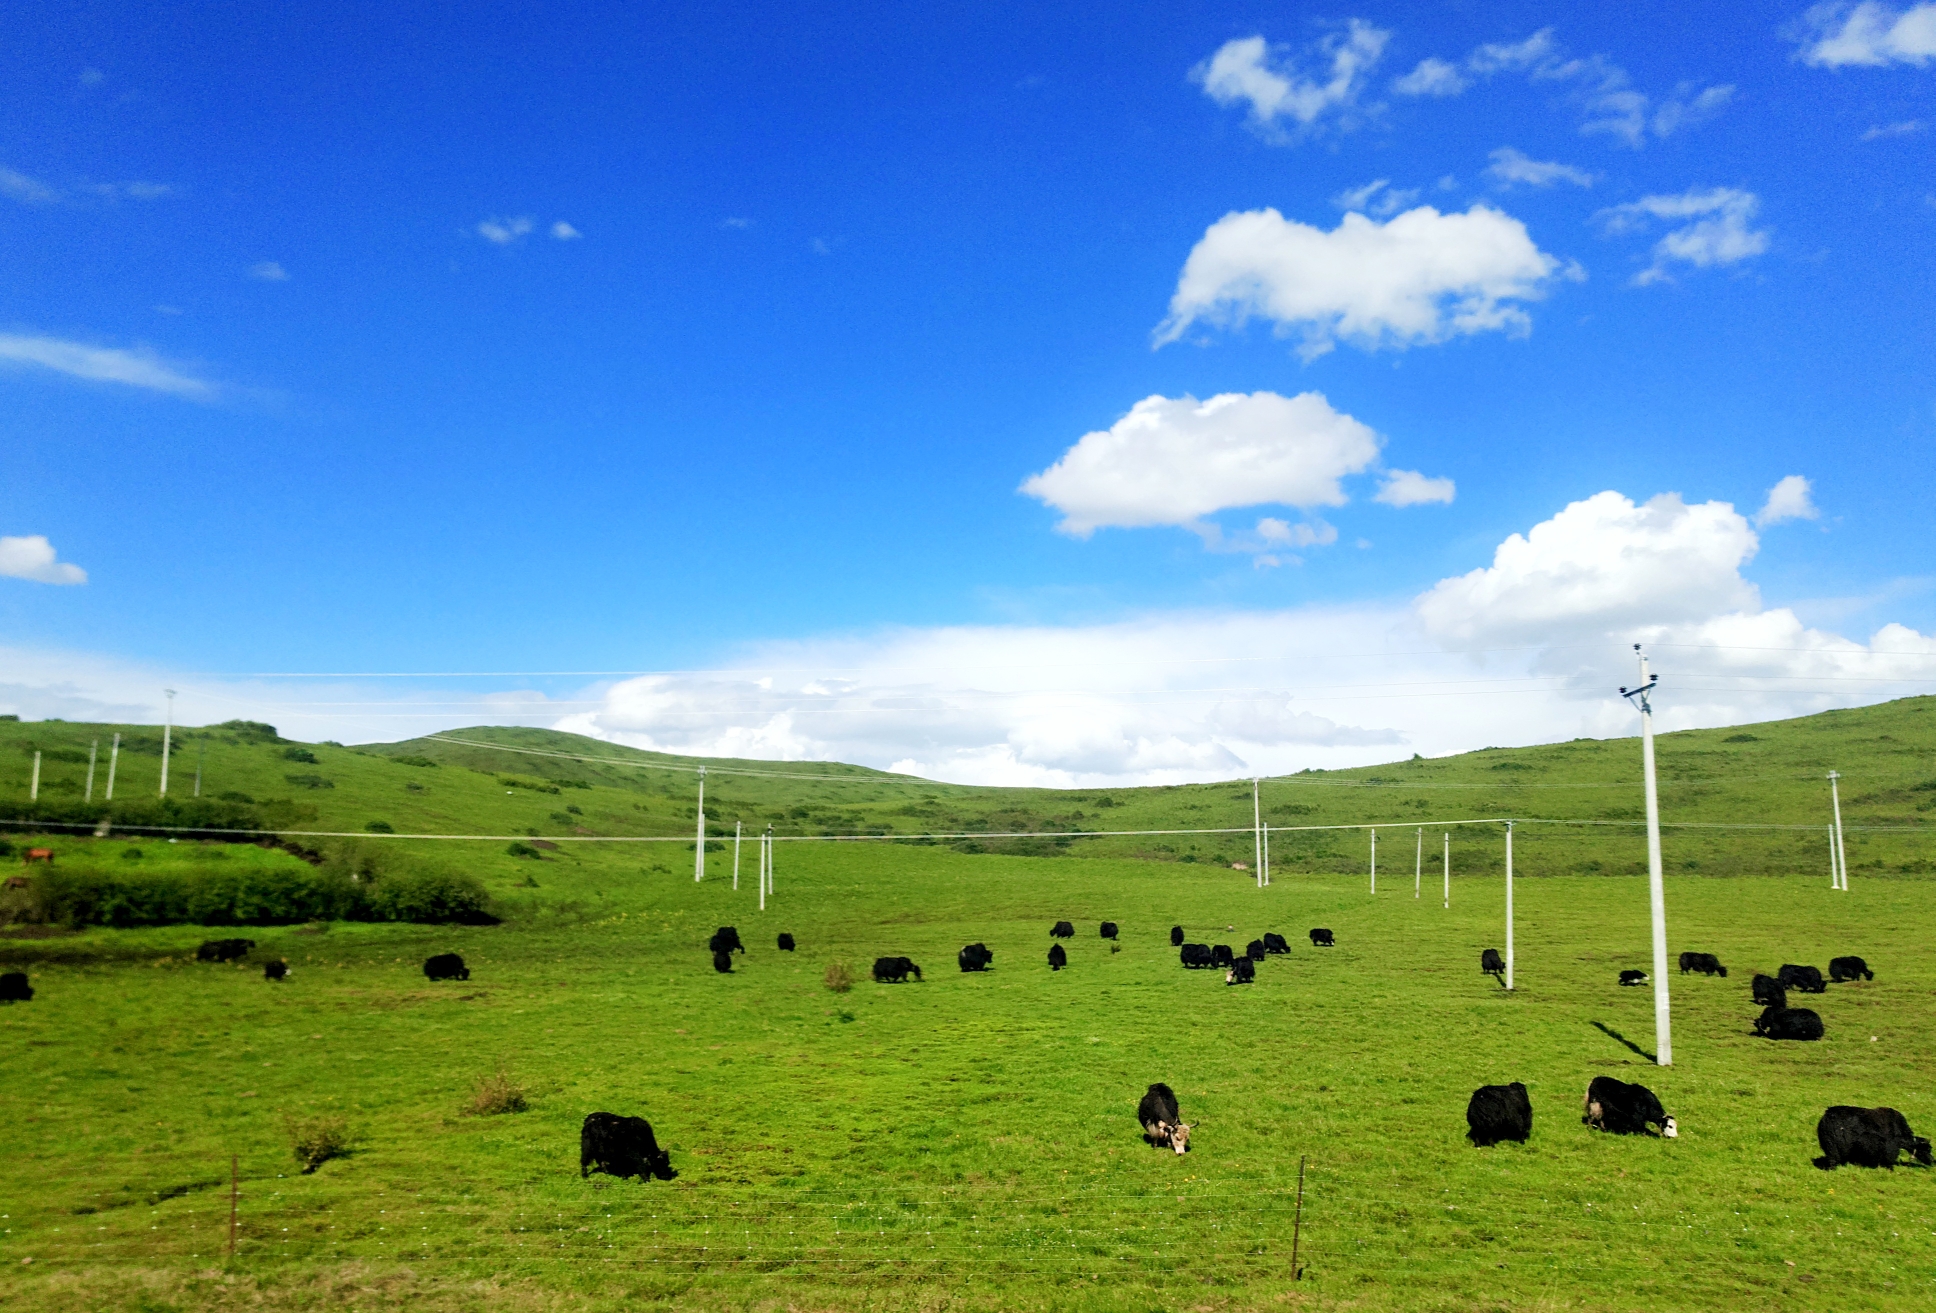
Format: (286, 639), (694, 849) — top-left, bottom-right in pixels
(1170, 925), (1184, 947)
(958, 943), (994, 972)
(423, 952), (470, 981)
(1179, 943), (1214, 969)
(1048, 943), (1067, 971)
(1751, 973), (1786, 1008)
(1244, 939), (1267, 962)
(1755, 1005), (1824, 1041)
(709, 926), (745, 955)
(1582, 1076), (1676, 1137)
(1679, 951), (1726, 977)
(1050, 921), (1075, 939)
(1210, 944), (1234, 968)
(1225, 957), (1255, 985)
(872, 956), (921, 983)
(580, 1112), (675, 1181)
(1309, 928), (1334, 947)
(1481, 948), (1505, 981)
(1100, 921), (1119, 940)
(197, 938), (255, 963)
(1816, 1106), (1932, 1170)
(1777, 963), (1826, 994)
(0, 971), (31, 1003)
(1137, 1082), (1192, 1154)
(1262, 932), (1290, 955)
(712, 950), (733, 973)
(1619, 969), (1649, 987)
(263, 959), (289, 982)
(1829, 955), (1873, 983)
(1467, 1082), (1532, 1146)
(776, 932), (796, 952)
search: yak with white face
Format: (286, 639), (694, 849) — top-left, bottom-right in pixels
(1138, 1082), (1194, 1154)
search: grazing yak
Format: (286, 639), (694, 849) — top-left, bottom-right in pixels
(872, 956), (922, 983)
(1778, 963), (1826, 994)
(197, 938), (255, 963)
(1752, 974), (1787, 1008)
(1481, 948), (1505, 981)
(1309, 928), (1335, 947)
(1583, 1076), (1676, 1138)
(0, 971), (31, 1003)
(1210, 944), (1235, 969)
(712, 950), (733, 973)
(424, 953), (470, 981)
(1262, 932), (1290, 955)
(1467, 1082), (1533, 1147)
(1244, 939), (1267, 962)
(709, 926), (745, 956)
(1619, 969), (1649, 987)
(958, 943), (994, 972)
(1048, 943), (1068, 971)
(580, 1112), (676, 1181)
(1100, 922), (1119, 940)
(1679, 951), (1727, 977)
(1170, 925), (1185, 947)
(1137, 1082), (1192, 1154)
(1179, 943), (1214, 969)
(1225, 957), (1255, 985)
(1829, 955), (1874, 983)
(1050, 921), (1075, 939)
(263, 959), (289, 982)
(777, 932), (796, 952)
(1816, 1106), (1932, 1170)
(1755, 1005), (1824, 1041)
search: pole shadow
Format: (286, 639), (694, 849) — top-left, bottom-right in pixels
(1591, 1021), (1658, 1064)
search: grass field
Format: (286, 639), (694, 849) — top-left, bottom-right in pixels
(4, 845), (1935, 1311)
(2, 700), (1934, 1310)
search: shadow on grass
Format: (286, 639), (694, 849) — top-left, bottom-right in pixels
(1592, 1021), (1658, 1063)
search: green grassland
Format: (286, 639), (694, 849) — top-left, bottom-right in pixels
(1, 701), (1934, 1311)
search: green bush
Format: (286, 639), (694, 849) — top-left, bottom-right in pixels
(282, 747), (320, 764)
(393, 755), (439, 769)
(284, 774), (333, 789)
(505, 842), (541, 859)
(28, 858), (493, 928)
(365, 820), (394, 833)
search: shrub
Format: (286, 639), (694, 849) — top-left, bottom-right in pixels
(32, 858), (492, 928)
(365, 820), (394, 833)
(464, 1068), (529, 1116)
(565, 804), (582, 815)
(282, 747), (320, 764)
(122, 848), (143, 860)
(506, 842), (541, 859)
(218, 791), (255, 804)
(214, 720), (280, 742)
(284, 774), (333, 789)
(285, 1114), (350, 1173)
(393, 755), (439, 768)
(823, 961), (855, 993)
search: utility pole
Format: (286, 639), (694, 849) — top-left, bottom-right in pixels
(1621, 646), (1672, 1067)
(1369, 828), (1376, 895)
(195, 741), (205, 797)
(1503, 822), (1515, 991)
(158, 689), (176, 798)
(85, 739), (98, 802)
(1252, 778), (1263, 889)
(1262, 823), (1270, 886)
(105, 732), (121, 801)
(733, 820), (742, 890)
(29, 751), (40, 802)
(1828, 771), (1848, 891)
(693, 767), (706, 882)
(1442, 831), (1450, 909)
(1414, 827), (1422, 898)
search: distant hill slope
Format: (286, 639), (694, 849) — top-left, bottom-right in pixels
(2, 697), (1931, 882)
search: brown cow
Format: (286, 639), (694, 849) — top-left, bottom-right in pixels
(24, 848), (54, 864)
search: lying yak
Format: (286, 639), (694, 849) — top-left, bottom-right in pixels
(263, 959), (290, 982)
(1583, 1076), (1676, 1137)
(1137, 1082), (1193, 1154)
(0, 971), (31, 1003)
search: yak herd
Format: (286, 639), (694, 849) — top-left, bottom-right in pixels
(0, 916), (1922, 1185)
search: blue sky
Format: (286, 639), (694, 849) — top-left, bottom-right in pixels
(3, 1), (1934, 783)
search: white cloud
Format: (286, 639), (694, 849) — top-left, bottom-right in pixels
(1374, 469), (1456, 506)
(1863, 118), (1927, 138)
(1193, 23), (1390, 136)
(721, 217), (753, 230)
(249, 260), (289, 281)
(1796, 2), (1936, 67)
(1392, 57), (1466, 96)
(1, 166), (61, 204)
(0, 536), (87, 585)
(1019, 391), (1381, 536)
(0, 333), (213, 398)
(1596, 187), (1770, 285)
(1155, 203), (1574, 358)
(550, 221), (581, 240)
(1396, 28), (1731, 145)
(1486, 147), (1595, 188)
(1756, 474), (1820, 527)
(477, 216), (535, 245)
(1332, 179), (1420, 216)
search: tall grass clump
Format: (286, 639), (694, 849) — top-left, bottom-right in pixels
(464, 1068), (529, 1116)
(284, 1115), (351, 1174)
(823, 961), (855, 993)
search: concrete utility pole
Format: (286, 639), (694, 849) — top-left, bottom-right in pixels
(693, 767), (706, 882)
(1828, 771), (1848, 891)
(1414, 827), (1422, 898)
(29, 751), (40, 801)
(194, 741), (205, 797)
(1369, 828), (1376, 895)
(158, 689), (176, 797)
(105, 733), (121, 801)
(1621, 646), (1672, 1067)
(85, 739), (98, 802)
(734, 820), (743, 890)
(1503, 822), (1515, 991)
(1442, 831), (1450, 909)
(1262, 823), (1270, 886)
(1252, 779), (1263, 889)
